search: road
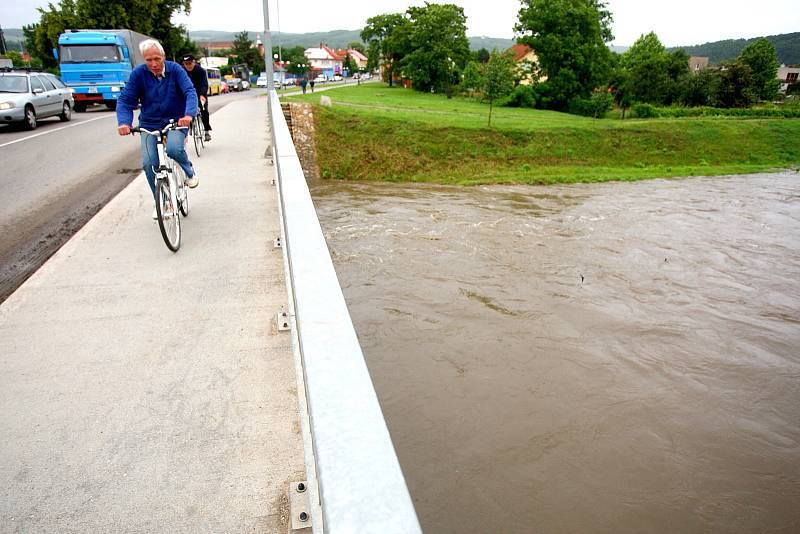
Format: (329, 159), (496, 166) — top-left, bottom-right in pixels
(0, 88), (268, 302)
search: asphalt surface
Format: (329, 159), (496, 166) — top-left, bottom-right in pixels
(0, 88), (268, 303)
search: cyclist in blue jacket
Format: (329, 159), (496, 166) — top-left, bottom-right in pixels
(116, 39), (199, 218)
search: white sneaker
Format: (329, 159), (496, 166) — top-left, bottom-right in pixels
(185, 173), (199, 188)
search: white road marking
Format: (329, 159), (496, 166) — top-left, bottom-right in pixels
(0, 114), (115, 149)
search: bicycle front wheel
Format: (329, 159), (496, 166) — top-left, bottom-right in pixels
(174, 165), (190, 217)
(156, 178), (181, 252)
(192, 120), (202, 157)
(197, 117), (205, 149)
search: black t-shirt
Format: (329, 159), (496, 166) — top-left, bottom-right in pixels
(185, 64), (209, 98)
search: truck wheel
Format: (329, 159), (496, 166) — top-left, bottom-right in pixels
(106, 101), (117, 111)
(74, 103), (87, 112)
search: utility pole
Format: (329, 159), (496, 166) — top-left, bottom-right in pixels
(262, 0), (273, 92)
(0, 24), (8, 55)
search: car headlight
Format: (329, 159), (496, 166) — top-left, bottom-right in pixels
(0, 102), (14, 110)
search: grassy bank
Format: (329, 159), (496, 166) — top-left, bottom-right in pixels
(284, 84), (800, 185)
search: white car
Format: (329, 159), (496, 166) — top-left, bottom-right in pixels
(332, 74), (343, 82)
(313, 75), (326, 83)
(256, 76), (268, 87)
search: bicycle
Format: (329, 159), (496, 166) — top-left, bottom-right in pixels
(190, 109), (205, 157)
(131, 121), (190, 252)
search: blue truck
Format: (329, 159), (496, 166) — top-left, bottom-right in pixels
(56, 29), (151, 112)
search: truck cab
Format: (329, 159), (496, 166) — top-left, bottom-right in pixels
(57, 30), (148, 112)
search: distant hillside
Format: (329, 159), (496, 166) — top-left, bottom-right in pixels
(668, 32), (800, 65)
(189, 29), (513, 52)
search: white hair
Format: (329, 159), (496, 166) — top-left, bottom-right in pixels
(139, 39), (165, 56)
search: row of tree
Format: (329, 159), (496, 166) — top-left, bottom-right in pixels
(362, 0), (787, 117)
(20, 0), (268, 77)
(22, 0), (198, 70)
(359, 0), (615, 108)
(611, 34), (782, 113)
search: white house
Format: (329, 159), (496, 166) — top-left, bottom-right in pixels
(304, 45), (342, 78)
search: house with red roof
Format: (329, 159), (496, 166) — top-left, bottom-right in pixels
(509, 44), (545, 85)
(335, 48), (369, 72)
(304, 44), (343, 79)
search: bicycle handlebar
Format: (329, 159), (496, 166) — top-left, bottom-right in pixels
(130, 121), (189, 137)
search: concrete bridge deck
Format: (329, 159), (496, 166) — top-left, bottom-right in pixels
(0, 96), (306, 533)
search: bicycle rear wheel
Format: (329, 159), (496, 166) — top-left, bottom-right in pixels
(156, 178), (181, 252)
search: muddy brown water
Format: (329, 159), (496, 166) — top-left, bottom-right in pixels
(310, 172), (800, 534)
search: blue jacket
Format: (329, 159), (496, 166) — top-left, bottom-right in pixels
(116, 61), (198, 130)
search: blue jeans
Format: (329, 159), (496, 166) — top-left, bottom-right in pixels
(140, 130), (194, 196)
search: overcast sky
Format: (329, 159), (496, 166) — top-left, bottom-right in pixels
(3, 0), (798, 47)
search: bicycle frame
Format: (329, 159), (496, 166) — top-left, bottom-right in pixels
(131, 121), (189, 251)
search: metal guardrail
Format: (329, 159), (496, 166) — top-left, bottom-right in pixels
(268, 91), (422, 534)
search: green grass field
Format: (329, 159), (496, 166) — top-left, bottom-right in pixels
(284, 84), (800, 185)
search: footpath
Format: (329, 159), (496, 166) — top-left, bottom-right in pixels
(0, 96), (306, 532)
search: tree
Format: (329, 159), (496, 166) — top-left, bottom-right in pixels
(461, 60), (483, 97)
(23, 0), (195, 68)
(515, 0), (613, 110)
(281, 45), (310, 75)
(229, 31), (264, 75)
(680, 67), (719, 107)
(483, 50), (515, 126)
(716, 60), (755, 108)
(621, 33), (669, 105)
(403, 2), (470, 93)
(348, 41), (365, 54)
(472, 47), (490, 64)
(739, 38), (780, 101)
(361, 13), (411, 87)
(608, 54), (633, 117)
(23, 0), (80, 70)
(344, 53), (358, 75)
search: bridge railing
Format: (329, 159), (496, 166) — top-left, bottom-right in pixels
(267, 91), (422, 534)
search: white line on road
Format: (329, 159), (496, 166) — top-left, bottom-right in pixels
(0, 114), (115, 149)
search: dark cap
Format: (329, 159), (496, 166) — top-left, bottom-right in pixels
(182, 54), (195, 62)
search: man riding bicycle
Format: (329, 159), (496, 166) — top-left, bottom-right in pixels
(181, 54), (212, 142)
(116, 39), (199, 219)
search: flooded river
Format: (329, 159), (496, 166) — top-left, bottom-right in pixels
(310, 172), (800, 533)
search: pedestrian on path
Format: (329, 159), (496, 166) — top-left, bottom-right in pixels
(309, 79), (315, 93)
(300, 77), (307, 94)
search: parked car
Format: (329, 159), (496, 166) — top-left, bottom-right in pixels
(220, 81), (229, 93)
(313, 75), (326, 83)
(227, 77), (243, 91)
(256, 75), (268, 87)
(0, 69), (74, 130)
(361, 72), (372, 80)
(332, 74), (343, 82)
(241, 79), (251, 90)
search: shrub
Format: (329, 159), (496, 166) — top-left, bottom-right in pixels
(502, 84), (538, 108)
(632, 103), (660, 118)
(568, 89), (614, 118)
